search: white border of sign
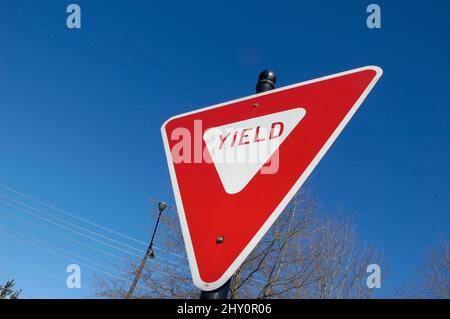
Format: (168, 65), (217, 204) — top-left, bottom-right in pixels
(161, 66), (383, 291)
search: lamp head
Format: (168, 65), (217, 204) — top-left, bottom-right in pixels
(149, 248), (155, 259)
(158, 201), (167, 212)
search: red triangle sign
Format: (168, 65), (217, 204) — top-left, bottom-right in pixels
(161, 66), (382, 290)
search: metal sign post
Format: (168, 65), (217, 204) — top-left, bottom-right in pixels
(199, 70), (277, 299)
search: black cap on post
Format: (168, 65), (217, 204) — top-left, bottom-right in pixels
(256, 69), (277, 93)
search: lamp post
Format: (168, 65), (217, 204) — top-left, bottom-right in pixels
(126, 201), (167, 298)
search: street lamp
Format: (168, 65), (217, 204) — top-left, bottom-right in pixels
(126, 200), (167, 298)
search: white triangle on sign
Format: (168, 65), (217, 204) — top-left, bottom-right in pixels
(203, 108), (306, 194)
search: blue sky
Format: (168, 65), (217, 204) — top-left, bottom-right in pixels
(0, 0), (449, 298)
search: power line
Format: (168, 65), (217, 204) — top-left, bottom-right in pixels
(0, 198), (148, 259)
(0, 183), (189, 276)
(0, 227), (174, 295)
(0, 193), (147, 255)
(0, 189), (188, 267)
(0, 183), (184, 258)
(0, 206), (186, 272)
(0, 223), (123, 275)
(0, 254), (96, 294)
(0, 228), (122, 280)
(0, 185), (268, 293)
(0, 209), (126, 261)
(0, 183), (147, 245)
(0, 223), (176, 285)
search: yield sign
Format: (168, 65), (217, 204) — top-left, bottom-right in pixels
(161, 66), (382, 290)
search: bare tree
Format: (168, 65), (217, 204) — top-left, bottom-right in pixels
(96, 190), (385, 299)
(228, 193), (384, 299)
(420, 238), (450, 298)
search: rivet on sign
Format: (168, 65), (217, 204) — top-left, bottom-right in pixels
(252, 103), (259, 108)
(216, 236), (225, 244)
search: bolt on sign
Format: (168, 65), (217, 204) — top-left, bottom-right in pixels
(161, 66), (383, 290)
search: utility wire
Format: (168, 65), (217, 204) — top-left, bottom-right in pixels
(0, 193), (188, 268)
(0, 223), (175, 286)
(0, 207), (186, 271)
(0, 209), (125, 261)
(0, 254), (96, 294)
(0, 228), (122, 280)
(0, 183), (147, 245)
(0, 198), (150, 258)
(0, 223), (122, 275)
(0, 193), (146, 255)
(0, 183), (184, 258)
(0, 228), (172, 296)
(0, 186), (265, 288)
